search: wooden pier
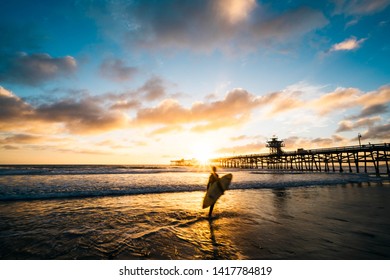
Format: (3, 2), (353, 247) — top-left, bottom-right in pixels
(211, 139), (390, 176)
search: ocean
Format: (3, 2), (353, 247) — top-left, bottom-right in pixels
(0, 165), (389, 259)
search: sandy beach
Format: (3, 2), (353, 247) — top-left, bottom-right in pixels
(1, 175), (389, 259)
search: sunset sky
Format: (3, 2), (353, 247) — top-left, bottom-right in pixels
(0, 0), (389, 164)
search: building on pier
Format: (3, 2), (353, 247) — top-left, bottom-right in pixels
(266, 136), (285, 155)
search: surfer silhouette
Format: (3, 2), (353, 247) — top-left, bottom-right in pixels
(207, 166), (223, 218)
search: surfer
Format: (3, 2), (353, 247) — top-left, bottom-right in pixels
(207, 166), (223, 218)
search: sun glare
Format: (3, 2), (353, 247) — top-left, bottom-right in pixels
(191, 143), (215, 165)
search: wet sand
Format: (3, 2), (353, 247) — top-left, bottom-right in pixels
(1, 181), (390, 259)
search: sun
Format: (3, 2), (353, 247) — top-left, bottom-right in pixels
(191, 143), (216, 165)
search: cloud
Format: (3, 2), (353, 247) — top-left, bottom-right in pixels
(250, 7), (328, 45)
(0, 134), (45, 144)
(284, 135), (350, 149)
(36, 98), (129, 134)
(132, 84), (390, 135)
(0, 52), (77, 86)
(267, 91), (303, 116)
(329, 36), (367, 52)
(137, 76), (168, 101)
(0, 86), (129, 135)
(149, 125), (183, 136)
(217, 142), (266, 155)
(133, 88), (263, 131)
(216, 0), (256, 24)
(0, 87), (34, 127)
(110, 100), (140, 111)
(351, 103), (388, 119)
(332, 0), (390, 15)
(311, 85), (390, 116)
(336, 116), (382, 132)
(217, 134), (352, 155)
(361, 122), (390, 140)
(99, 58), (138, 82)
(230, 134), (264, 142)
(357, 85), (390, 107)
(310, 87), (361, 115)
(90, 0), (328, 53)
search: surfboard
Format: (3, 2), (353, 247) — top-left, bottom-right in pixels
(202, 173), (233, 209)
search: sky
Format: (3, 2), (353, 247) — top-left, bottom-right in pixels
(0, 0), (389, 164)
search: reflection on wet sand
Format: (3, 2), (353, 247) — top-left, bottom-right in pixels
(1, 183), (390, 259)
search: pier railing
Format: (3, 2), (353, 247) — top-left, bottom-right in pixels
(211, 143), (390, 176)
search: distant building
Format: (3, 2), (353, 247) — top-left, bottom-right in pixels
(170, 158), (198, 166)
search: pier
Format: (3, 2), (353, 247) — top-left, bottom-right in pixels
(170, 158), (198, 166)
(211, 137), (390, 176)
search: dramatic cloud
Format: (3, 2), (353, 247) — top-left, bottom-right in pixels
(330, 36), (367, 52)
(133, 88), (263, 131)
(90, 0), (327, 53)
(99, 58), (138, 82)
(132, 84), (390, 134)
(0, 52), (77, 86)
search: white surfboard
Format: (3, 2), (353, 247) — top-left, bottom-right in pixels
(202, 173), (233, 209)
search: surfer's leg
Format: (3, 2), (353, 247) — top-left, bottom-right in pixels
(209, 203), (214, 218)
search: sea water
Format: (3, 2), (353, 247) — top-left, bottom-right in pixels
(0, 165), (380, 201)
(0, 165), (389, 259)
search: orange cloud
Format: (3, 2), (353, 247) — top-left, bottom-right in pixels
(357, 85), (390, 107)
(330, 36), (367, 51)
(149, 125), (183, 136)
(310, 87), (361, 115)
(267, 92), (304, 116)
(133, 88), (263, 131)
